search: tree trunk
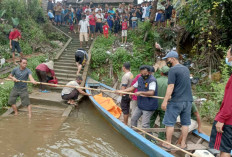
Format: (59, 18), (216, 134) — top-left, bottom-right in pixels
(149, 0), (158, 23)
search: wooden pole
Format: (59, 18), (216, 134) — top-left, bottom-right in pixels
(132, 126), (197, 157)
(5, 79), (164, 99)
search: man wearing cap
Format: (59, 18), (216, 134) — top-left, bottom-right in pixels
(161, 51), (193, 149)
(150, 66), (170, 140)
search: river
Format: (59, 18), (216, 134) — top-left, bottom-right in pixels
(0, 99), (147, 157)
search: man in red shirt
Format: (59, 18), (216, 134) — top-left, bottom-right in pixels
(89, 12), (97, 40)
(103, 22), (109, 38)
(209, 48), (232, 157)
(9, 25), (23, 65)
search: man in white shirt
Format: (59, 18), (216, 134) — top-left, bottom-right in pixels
(78, 15), (90, 48)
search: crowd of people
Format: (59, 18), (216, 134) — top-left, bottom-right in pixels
(46, 0), (176, 45)
(6, 1), (231, 156)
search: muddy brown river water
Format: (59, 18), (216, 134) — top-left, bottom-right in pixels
(0, 99), (147, 157)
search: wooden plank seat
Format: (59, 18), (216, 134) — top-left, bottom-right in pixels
(133, 128), (181, 133)
(162, 144), (207, 151)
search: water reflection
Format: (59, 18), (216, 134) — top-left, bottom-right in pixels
(0, 99), (147, 157)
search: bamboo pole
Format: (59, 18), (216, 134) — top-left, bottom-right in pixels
(132, 126), (197, 157)
(5, 79), (164, 99)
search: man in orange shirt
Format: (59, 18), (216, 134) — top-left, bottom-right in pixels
(9, 25), (23, 65)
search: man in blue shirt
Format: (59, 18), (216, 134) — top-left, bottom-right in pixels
(161, 51), (193, 150)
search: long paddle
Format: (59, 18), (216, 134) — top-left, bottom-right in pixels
(4, 79), (164, 99)
(132, 126), (197, 157)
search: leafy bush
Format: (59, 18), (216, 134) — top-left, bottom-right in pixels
(179, 0), (232, 69)
(91, 35), (115, 69)
(0, 81), (14, 109)
(197, 58), (231, 123)
(0, 45), (11, 59)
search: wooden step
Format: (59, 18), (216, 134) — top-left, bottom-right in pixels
(54, 68), (78, 73)
(55, 72), (77, 78)
(57, 59), (75, 63)
(54, 61), (76, 66)
(60, 53), (75, 57)
(54, 65), (78, 71)
(57, 76), (81, 82)
(59, 56), (75, 60)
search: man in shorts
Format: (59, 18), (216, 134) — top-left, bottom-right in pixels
(78, 15), (90, 48)
(75, 48), (88, 76)
(176, 102), (203, 145)
(117, 62), (133, 125)
(161, 50), (193, 150)
(8, 58), (37, 118)
(9, 25), (23, 65)
(209, 48), (232, 157)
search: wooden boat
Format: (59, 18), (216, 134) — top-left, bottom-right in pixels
(85, 77), (228, 157)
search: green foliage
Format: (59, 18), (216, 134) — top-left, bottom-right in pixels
(11, 17), (19, 26)
(111, 48), (130, 74)
(0, 0), (45, 23)
(91, 35), (116, 69)
(0, 81), (14, 109)
(42, 23), (67, 42)
(0, 10), (6, 18)
(179, 0), (232, 68)
(0, 45), (11, 59)
(197, 57), (231, 123)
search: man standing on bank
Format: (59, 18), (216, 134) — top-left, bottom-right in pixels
(117, 62), (133, 125)
(118, 65), (158, 129)
(8, 58), (37, 118)
(209, 48), (232, 157)
(161, 50), (193, 150)
(9, 25), (23, 65)
(75, 48), (88, 76)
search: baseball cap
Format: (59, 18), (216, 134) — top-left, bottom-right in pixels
(160, 66), (170, 73)
(162, 50), (179, 60)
